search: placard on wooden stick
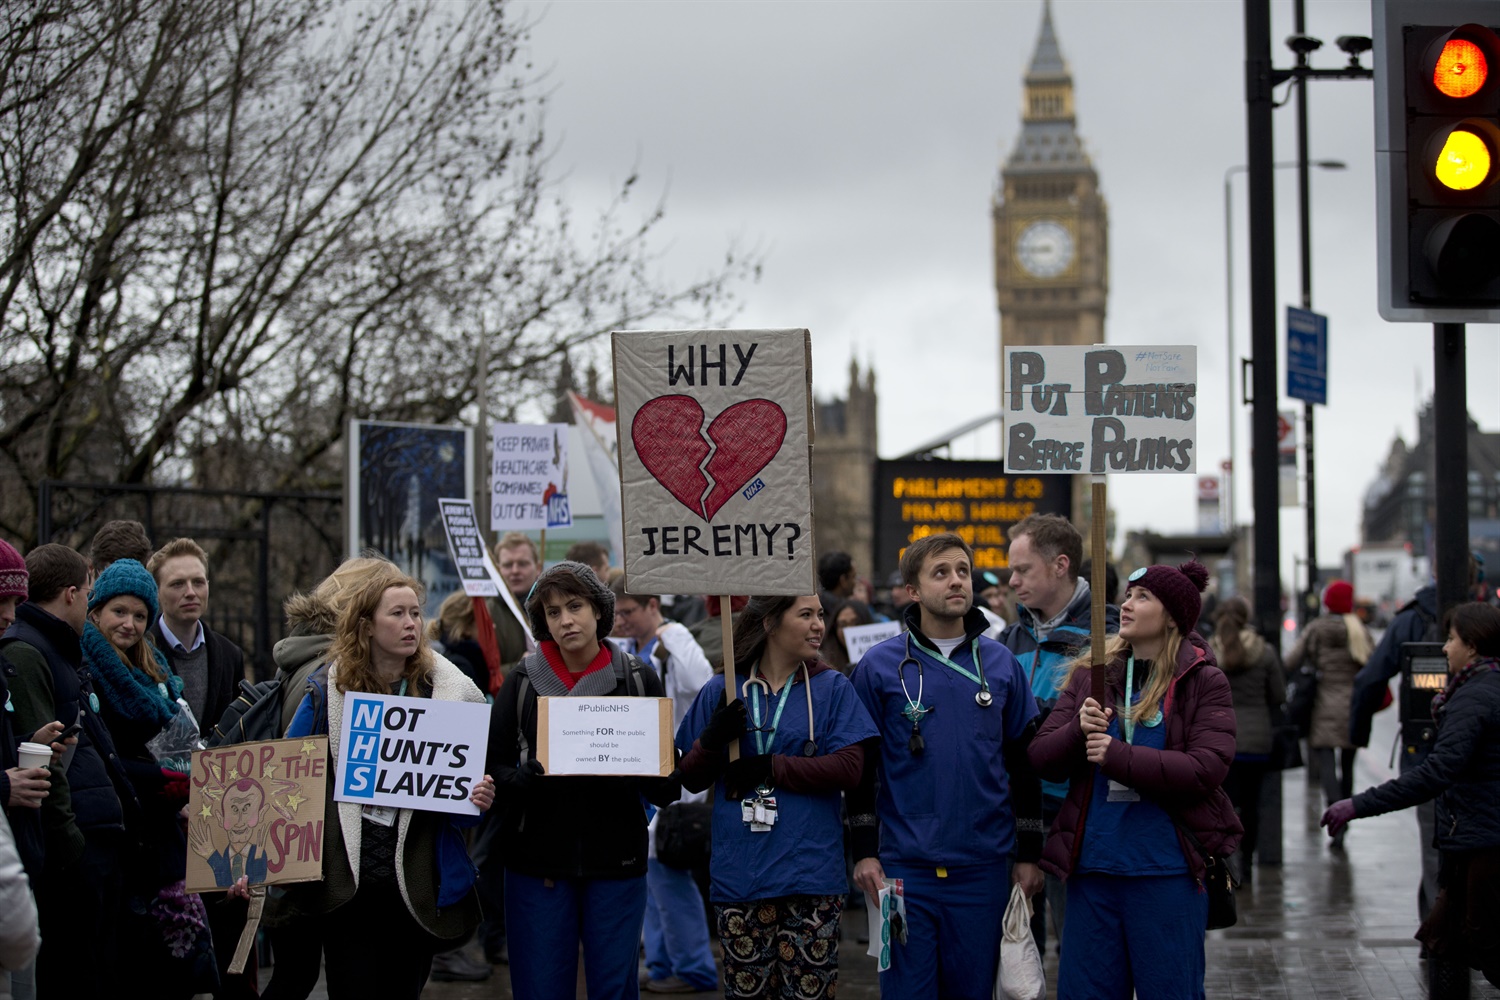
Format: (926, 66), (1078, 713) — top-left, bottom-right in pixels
(1003, 345), (1199, 700)
(613, 329), (816, 597)
(186, 737), (329, 894)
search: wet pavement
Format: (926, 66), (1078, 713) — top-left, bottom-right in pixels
(295, 706), (1496, 998)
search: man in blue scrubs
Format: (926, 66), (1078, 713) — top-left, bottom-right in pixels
(849, 532), (1044, 999)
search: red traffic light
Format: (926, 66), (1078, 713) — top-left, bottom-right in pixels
(1432, 37), (1488, 98)
(1421, 24), (1500, 103)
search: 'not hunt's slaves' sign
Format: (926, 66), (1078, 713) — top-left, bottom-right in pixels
(1003, 346), (1198, 475)
(613, 329), (816, 596)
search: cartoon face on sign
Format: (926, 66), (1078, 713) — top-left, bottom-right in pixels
(630, 395), (788, 521)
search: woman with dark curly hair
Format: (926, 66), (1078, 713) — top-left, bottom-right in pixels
(676, 594), (878, 999)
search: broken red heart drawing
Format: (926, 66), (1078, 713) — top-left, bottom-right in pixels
(631, 395), (788, 521)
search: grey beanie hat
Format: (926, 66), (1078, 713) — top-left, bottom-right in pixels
(525, 560), (616, 643)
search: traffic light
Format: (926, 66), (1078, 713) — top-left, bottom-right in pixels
(1375, 1), (1500, 322)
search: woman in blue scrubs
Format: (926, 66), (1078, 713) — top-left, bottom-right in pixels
(677, 595), (878, 999)
(1029, 562), (1241, 1000)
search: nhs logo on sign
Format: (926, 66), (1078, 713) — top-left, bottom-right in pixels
(342, 697), (384, 799)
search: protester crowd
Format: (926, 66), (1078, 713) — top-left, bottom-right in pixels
(3, 515), (1499, 999)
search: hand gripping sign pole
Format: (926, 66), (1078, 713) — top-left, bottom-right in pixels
(1090, 476), (1108, 705)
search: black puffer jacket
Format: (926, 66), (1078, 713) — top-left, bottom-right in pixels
(487, 644), (679, 880)
(1353, 668), (1500, 851)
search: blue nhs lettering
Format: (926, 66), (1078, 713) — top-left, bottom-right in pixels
(342, 697), (384, 799)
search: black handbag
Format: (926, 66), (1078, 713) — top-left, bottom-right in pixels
(1285, 663), (1319, 737)
(1174, 821), (1239, 930)
(655, 800), (714, 870)
(1268, 704), (1305, 772)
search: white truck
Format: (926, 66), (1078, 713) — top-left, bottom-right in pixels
(1348, 544), (1428, 625)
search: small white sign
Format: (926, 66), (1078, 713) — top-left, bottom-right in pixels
(1003, 346), (1197, 475)
(491, 422), (572, 530)
(334, 692), (491, 816)
(843, 621), (903, 665)
(438, 498), (499, 597)
(536, 697), (673, 777)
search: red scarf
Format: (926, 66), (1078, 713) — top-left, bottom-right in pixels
(540, 641), (611, 691)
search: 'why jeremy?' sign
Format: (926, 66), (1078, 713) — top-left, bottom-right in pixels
(613, 329), (815, 596)
(335, 692), (490, 816)
(1003, 346), (1197, 474)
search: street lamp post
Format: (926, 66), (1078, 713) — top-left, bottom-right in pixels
(1223, 158), (1345, 535)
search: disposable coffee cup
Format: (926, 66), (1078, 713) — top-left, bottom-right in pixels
(17, 742), (51, 771)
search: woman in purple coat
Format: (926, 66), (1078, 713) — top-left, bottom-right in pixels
(1029, 561), (1241, 1000)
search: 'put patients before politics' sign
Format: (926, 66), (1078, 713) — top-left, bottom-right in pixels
(613, 329), (816, 596)
(335, 692), (491, 816)
(1003, 346), (1198, 474)
(536, 697), (675, 777)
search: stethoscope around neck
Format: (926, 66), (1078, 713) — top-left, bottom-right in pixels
(742, 661), (818, 757)
(896, 632), (993, 755)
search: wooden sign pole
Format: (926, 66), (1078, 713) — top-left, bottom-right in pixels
(1090, 475), (1108, 706)
(721, 594), (740, 762)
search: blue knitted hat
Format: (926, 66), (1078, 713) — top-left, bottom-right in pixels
(88, 557), (160, 623)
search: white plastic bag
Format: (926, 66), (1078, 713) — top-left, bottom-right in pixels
(995, 882), (1045, 1000)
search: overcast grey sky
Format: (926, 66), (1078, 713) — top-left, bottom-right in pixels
(522, 0), (1500, 588)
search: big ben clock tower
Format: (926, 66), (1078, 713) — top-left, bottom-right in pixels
(993, 0), (1107, 527)
(993, 0), (1107, 351)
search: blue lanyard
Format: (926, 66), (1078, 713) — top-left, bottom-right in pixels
(1124, 656), (1138, 745)
(748, 671), (795, 756)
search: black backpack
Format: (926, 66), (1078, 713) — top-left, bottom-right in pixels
(207, 677), (285, 747)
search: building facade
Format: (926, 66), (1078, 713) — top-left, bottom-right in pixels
(811, 359), (878, 585)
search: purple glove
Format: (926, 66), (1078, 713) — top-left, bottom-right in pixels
(1321, 798), (1357, 837)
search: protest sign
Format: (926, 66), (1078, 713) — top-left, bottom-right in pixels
(613, 329), (816, 596)
(438, 498), (499, 597)
(536, 696), (673, 777)
(1002, 346), (1197, 475)
(186, 737), (329, 894)
(334, 692), (490, 816)
(491, 421), (572, 530)
(842, 621), (904, 666)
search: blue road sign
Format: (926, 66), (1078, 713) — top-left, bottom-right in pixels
(1286, 307), (1327, 405)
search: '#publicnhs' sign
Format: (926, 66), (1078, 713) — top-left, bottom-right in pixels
(1002, 346), (1197, 474)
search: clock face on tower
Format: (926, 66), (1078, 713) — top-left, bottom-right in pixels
(1015, 219), (1075, 279)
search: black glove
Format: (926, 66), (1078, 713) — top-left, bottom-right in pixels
(724, 754), (773, 800)
(514, 758), (545, 789)
(698, 696), (748, 753)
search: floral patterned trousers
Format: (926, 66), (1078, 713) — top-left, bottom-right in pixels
(714, 893), (843, 999)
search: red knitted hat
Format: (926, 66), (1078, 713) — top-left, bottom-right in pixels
(1126, 560), (1210, 636)
(1323, 580), (1354, 615)
(0, 539), (27, 600)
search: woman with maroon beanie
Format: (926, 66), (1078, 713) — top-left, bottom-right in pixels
(1029, 560), (1240, 999)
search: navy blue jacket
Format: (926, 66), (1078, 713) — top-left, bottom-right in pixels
(1, 604), (135, 864)
(1349, 585), (1439, 753)
(1353, 668), (1500, 851)
(0, 653), (45, 879)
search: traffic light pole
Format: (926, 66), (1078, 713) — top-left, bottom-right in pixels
(1434, 323), (1469, 617)
(1294, 0), (1319, 623)
(1245, 0), (1281, 645)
